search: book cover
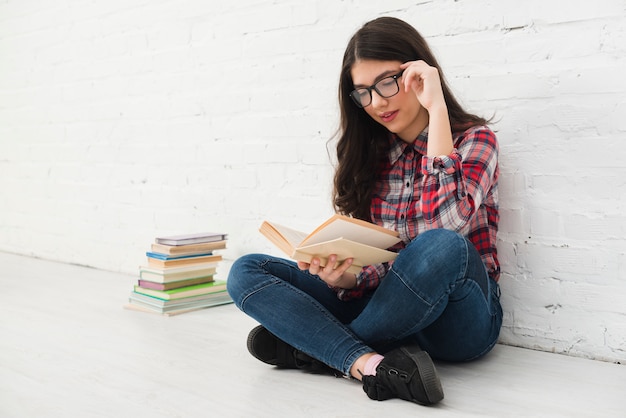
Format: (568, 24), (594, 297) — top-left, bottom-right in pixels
(155, 232), (228, 246)
(259, 214), (401, 274)
(133, 280), (228, 301)
(145, 251), (214, 261)
(146, 253), (222, 268)
(139, 264), (218, 284)
(137, 275), (214, 291)
(150, 240), (227, 256)
(128, 290), (233, 309)
(127, 292), (233, 314)
(129, 290), (228, 306)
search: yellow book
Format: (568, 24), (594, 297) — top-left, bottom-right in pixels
(146, 253), (222, 268)
(260, 214), (401, 275)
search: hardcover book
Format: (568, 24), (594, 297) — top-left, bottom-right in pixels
(127, 291), (233, 315)
(137, 275), (215, 291)
(155, 232), (228, 246)
(145, 251), (214, 261)
(146, 253), (222, 268)
(150, 240), (227, 256)
(133, 280), (228, 301)
(139, 264), (218, 284)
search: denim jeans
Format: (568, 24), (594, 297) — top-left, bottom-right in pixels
(227, 228), (503, 376)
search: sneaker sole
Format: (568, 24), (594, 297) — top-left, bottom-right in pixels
(403, 347), (444, 405)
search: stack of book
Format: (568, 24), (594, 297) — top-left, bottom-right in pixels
(126, 232), (232, 316)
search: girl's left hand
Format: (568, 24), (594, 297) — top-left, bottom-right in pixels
(400, 61), (446, 113)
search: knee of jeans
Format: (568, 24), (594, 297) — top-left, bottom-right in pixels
(417, 228), (464, 249)
(401, 229), (467, 271)
(226, 253), (266, 303)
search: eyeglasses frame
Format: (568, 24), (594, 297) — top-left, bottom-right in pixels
(349, 70), (405, 108)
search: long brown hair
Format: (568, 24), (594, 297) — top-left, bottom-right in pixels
(333, 17), (488, 220)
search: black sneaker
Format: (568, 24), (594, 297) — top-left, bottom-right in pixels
(246, 325), (341, 376)
(361, 345), (444, 405)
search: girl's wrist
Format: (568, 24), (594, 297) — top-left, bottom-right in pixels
(339, 272), (358, 289)
(427, 102), (448, 119)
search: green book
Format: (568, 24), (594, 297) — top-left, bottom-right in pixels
(134, 280), (227, 301)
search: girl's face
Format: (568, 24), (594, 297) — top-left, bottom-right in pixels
(350, 59), (428, 143)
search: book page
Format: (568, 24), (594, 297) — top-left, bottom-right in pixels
(293, 238), (398, 275)
(267, 222), (309, 246)
(259, 221), (309, 255)
(296, 238), (398, 265)
(302, 215), (400, 249)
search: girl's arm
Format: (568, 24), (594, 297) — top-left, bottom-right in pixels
(400, 60), (453, 157)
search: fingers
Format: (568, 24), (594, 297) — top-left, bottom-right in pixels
(307, 255), (353, 285)
(297, 261), (311, 271)
(307, 257), (321, 274)
(400, 60), (428, 93)
(400, 60), (445, 110)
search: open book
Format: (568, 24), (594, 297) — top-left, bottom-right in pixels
(259, 214), (402, 275)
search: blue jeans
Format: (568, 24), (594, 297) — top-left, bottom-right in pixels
(227, 229), (503, 376)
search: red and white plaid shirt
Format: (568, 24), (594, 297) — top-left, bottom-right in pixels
(337, 125), (500, 301)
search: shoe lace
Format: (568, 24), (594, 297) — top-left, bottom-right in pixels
(362, 366), (413, 401)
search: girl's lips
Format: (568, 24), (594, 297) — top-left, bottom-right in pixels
(380, 110), (398, 123)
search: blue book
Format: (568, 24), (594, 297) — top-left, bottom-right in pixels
(146, 251), (214, 261)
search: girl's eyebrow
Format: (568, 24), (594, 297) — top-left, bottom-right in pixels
(353, 69), (400, 88)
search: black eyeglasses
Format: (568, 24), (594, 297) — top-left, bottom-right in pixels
(350, 70), (404, 108)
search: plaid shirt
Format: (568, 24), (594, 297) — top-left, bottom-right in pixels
(337, 126), (500, 301)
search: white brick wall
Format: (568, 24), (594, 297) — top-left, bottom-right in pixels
(1, 0), (625, 363)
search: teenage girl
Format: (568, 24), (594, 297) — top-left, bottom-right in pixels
(227, 16), (502, 406)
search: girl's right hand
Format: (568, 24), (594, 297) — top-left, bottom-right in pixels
(298, 255), (357, 289)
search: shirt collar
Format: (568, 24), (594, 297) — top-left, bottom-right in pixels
(388, 127), (429, 164)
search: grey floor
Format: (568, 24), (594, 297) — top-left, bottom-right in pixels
(1, 251), (624, 417)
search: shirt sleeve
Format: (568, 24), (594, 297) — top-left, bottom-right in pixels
(420, 127), (498, 233)
(335, 261), (392, 301)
